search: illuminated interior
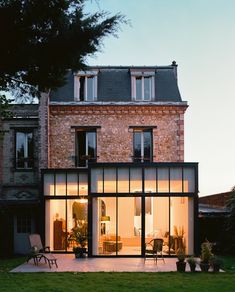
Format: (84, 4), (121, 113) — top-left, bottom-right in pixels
(43, 165), (196, 255)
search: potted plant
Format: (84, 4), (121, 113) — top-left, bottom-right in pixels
(200, 241), (213, 272)
(210, 256), (223, 272)
(176, 248), (186, 272)
(187, 256), (197, 272)
(68, 221), (88, 258)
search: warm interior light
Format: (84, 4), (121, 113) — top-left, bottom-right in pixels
(75, 198), (88, 204)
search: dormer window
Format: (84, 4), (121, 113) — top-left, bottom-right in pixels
(74, 71), (98, 101)
(131, 71), (155, 101)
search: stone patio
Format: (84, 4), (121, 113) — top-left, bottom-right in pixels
(11, 254), (204, 273)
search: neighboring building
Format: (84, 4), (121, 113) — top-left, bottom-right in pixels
(199, 192), (231, 251)
(40, 62), (199, 257)
(0, 105), (39, 257)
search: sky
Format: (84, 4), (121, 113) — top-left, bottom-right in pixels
(84, 0), (235, 197)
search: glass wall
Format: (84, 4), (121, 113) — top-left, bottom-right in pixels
(44, 172), (88, 196)
(145, 197), (170, 255)
(45, 198), (88, 252)
(90, 165), (197, 194)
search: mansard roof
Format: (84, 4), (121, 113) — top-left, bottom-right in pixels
(50, 63), (183, 103)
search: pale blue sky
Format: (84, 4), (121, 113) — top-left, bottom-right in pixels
(85, 0), (235, 196)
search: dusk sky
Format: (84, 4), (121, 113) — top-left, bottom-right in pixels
(84, 0), (235, 197)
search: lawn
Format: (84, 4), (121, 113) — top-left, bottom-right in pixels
(0, 256), (235, 292)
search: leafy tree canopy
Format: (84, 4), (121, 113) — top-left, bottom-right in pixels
(0, 0), (125, 98)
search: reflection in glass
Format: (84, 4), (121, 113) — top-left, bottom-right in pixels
(136, 77), (142, 100)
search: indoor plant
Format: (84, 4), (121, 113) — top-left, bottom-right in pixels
(200, 240), (213, 272)
(176, 248), (186, 272)
(187, 256), (197, 272)
(68, 222), (88, 258)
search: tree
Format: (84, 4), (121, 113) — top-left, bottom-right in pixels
(0, 0), (125, 98)
(225, 186), (235, 254)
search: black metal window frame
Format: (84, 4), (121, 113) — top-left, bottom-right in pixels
(41, 162), (199, 256)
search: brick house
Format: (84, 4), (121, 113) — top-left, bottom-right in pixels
(40, 62), (199, 257)
(0, 105), (40, 257)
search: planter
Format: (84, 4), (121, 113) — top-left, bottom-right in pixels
(212, 264), (221, 272)
(189, 263), (196, 272)
(74, 247), (87, 258)
(200, 262), (210, 272)
(176, 261), (186, 272)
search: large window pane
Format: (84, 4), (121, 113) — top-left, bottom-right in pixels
(92, 197), (116, 255)
(67, 199), (88, 251)
(133, 132), (141, 162)
(45, 200), (66, 251)
(104, 168), (116, 193)
(170, 168), (182, 192)
(144, 77), (151, 100)
(170, 197), (189, 255)
(136, 77), (142, 100)
(144, 168), (156, 193)
(87, 77), (94, 101)
(87, 132), (96, 161)
(79, 173), (88, 195)
(130, 168), (142, 193)
(145, 197), (170, 255)
(143, 131), (152, 161)
(91, 168), (103, 193)
(158, 168), (169, 192)
(118, 197), (141, 255)
(77, 131), (86, 167)
(44, 174), (54, 196)
(55, 173), (66, 196)
(183, 168), (195, 192)
(117, 168), (129, 193)
(67, 173), (78, 196)
(16, 131), (34, 168)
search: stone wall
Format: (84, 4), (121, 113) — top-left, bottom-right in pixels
(49, 104), (187, 168)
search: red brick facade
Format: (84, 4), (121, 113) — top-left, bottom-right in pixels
(49, 104), (187, 168)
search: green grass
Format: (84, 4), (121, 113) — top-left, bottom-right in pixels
(0, 256), (235, 292)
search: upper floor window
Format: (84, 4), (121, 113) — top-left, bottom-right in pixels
(133, 129), (153, 162)
(74, 71), (98, 101)
(76, 130), (97, 167)
(131, 71), (155, 101)
(16, 131), (34, 169)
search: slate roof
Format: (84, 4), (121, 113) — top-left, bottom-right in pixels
(50, 64), (183, 103)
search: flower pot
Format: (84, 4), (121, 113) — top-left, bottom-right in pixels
(176, 261), (186, 272)
(212, 264), (220, 272)
(200, 262), (210, 272)
(74, 247), (87, 258)
(189, 263), (196, 272)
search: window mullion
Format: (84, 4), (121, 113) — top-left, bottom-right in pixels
(24, 133), (28, 168)
(142, 77), (144, 100)
(85, 76), (88, 100)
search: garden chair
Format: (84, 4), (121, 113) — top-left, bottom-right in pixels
(27, 234), (58, 268)
(144, 238), (165, 264)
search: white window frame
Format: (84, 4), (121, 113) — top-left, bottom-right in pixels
(74, 71), (98, 101)
(131, 71), (155, 101)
